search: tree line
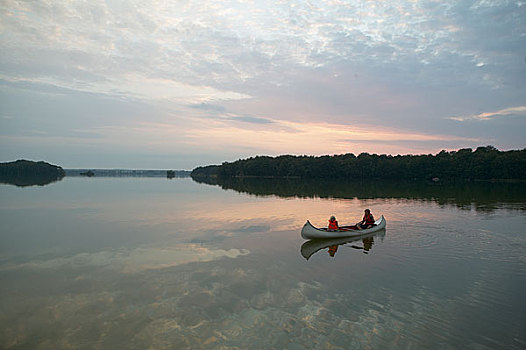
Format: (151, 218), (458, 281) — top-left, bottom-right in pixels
(191, 146), (526, 181)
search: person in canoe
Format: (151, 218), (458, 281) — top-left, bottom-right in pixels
(328, 215), (339, 231)
(356, 209), (375, 230)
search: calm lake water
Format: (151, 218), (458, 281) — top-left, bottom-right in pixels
(1, 177), (525, 349)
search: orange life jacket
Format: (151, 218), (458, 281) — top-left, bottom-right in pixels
(328, 219), (339, 230)
(363, 213), (375, 225)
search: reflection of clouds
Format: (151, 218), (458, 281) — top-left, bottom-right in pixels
(1, 178), (371, 245)
(1, 245), (249, 273)
(2, 194), (523, 349)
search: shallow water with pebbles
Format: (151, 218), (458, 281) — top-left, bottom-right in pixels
(1, 177), (525, 349)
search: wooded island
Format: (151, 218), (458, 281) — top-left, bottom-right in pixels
(0, 160), (66, 186)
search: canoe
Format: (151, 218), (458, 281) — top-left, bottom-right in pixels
(300, 229), (386, 260)
(301, 215), (386, 239)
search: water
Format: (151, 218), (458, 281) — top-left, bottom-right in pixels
(1, 177), (525, 349)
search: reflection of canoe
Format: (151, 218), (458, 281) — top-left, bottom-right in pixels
(301, 215), (386, 239)
(301, 229), (386, 260)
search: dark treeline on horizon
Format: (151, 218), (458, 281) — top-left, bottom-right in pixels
(192, 146), (526, 181)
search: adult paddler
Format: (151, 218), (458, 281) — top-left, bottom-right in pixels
(356, 209), (375, 230)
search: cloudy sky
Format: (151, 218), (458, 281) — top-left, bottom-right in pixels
(1, 0), (525, 169)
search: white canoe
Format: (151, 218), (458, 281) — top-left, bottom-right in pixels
(301, 215), (386, 239)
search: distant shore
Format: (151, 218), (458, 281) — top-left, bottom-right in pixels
(65, 169), (191, 177)
(0, 160), (192, 186)
(191, 146), (526, 182)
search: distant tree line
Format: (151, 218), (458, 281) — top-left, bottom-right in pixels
(191, 146), (526, 181)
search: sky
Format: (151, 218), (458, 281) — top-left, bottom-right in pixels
(1, 0), (525, 170)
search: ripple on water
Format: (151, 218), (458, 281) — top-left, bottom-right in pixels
(382, 217), (526, 268)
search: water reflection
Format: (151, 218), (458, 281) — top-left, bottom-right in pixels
(1, 177), (525, 349)
(0, 173), (64, 187)
(193, 176), (526, 212)
(301, 229), (386, 260)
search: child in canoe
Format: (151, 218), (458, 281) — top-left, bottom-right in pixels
(328, 216), (339, 231)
